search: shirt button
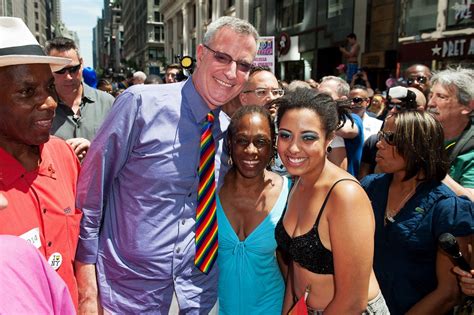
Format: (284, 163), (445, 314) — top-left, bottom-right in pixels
(187, 192), (192, 197)
(47, 241), (52, 247)
(43, 208), (47, 214)
(176, 247), (181, 253)
(181, 219), (185, 225)
(20, 174), (24, 178)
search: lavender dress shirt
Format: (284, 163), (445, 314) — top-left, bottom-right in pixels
(76, 78), (229, 314)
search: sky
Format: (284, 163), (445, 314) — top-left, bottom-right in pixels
(61, 0), (103, 67)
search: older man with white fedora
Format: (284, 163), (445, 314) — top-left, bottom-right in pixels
(0, 17), (82, 309)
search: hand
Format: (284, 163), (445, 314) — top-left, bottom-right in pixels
(453, 266), (474, 297)
(66, 137), (91, 161)
(75, 262), (102, 314)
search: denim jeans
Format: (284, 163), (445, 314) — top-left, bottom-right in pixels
(308, 291), (390, 315)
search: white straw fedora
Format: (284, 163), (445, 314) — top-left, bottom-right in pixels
(0, 17), (71, 71)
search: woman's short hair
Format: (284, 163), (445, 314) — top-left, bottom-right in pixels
(274, 88), (352, 138)
(391, 111), (449, 181)
(227, 105), (276, 160)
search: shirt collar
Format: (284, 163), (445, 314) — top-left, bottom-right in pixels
(57, 82), (93, 109)
(182, 77), (219, 123)
(0, 143), (57, 187)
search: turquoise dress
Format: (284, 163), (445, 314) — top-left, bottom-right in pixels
(217, 176), (290, 315)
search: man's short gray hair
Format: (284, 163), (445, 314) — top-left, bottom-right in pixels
(203, 16), (259, 45)
(320, 75), (350, 98)
(133, 71), (147, 81)
(431, 68), (474, 106)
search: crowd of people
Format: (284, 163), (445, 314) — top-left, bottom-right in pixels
(0, 15), (473, 315)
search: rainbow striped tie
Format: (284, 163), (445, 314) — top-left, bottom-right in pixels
(195, 112), (218, 274)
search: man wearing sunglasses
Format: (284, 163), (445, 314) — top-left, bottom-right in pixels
(349, 85), (383, 141)
(74, 17), (258, 314)
(45, 37), (114, 162)
(404, 64), (432, 98)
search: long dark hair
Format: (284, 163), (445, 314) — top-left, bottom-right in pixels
(391, 111), (449, 181)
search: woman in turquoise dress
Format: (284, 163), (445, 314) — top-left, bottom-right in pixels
(217, 105), (289, 314)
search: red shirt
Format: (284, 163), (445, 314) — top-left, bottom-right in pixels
(0, 137), (81, 308)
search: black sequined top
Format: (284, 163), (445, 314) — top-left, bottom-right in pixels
(275, 179), (358, 274)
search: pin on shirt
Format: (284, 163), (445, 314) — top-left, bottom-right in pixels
(48, 252), (63, 270)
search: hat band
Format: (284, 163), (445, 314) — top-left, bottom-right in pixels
(0, 44), (46, 57)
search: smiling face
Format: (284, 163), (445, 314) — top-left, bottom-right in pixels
(0, 64), (58, 147)
(230, 112), (273, 179)
(193, 26), (257, 110)
(277, 108), (332, 178)
(375, 116), (406, 174)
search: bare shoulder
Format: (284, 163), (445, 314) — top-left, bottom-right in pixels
(326, 176), (373, 218)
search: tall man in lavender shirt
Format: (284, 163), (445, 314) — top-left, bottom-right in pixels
(74, 17), (258, 314)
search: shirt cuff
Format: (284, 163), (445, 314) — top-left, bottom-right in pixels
(75, 238), (99, 264)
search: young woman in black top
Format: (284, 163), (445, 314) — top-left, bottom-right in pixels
(274, 89), (388, 314)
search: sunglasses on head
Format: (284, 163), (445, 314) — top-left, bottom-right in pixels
(351, 97), (367, 104)
(203, 44), (252, 73)
(54, 63), (81, 75)
(377, 130), (395, 145)
(407, 76), (427, 85)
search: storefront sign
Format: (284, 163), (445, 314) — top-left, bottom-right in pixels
(399, 34), (474, 62)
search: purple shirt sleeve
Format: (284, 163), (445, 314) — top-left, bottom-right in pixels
(0, 235), (75, 314)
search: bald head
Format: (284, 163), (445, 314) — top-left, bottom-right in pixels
(240, 69), (281, 106)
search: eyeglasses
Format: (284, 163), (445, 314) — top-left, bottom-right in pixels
(54, 64), (81, 75)
(407, 76), (427, 85)
(351, 97), (367, 104)
(242, 88), (285, 98)
(377, 130), (395, 145)
(202, 44), (252, 73)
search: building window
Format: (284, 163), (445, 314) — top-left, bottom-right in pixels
(193, 3), (197, 28)
(327, 0), (343, 18)
(253, 5), (262, 33)
(34, 2), (38, 8)
(446, 0), (474, 29)
(154, 11), (162, 22)
(278, 0), (305, 28)
(155, 26), (164, 42)
(149, 48), (158, 60)
(400, 0), (437, 37)
(228, 0), (235, 8)
(35, 23), (39, 31)
(208, 0), (213, 20)
(154, 0), (160, 5)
